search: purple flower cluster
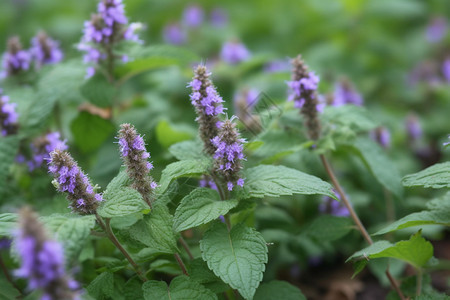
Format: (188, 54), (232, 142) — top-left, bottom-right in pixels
(370, 127), (391, 149)
(426, 17), (447, 43)
(1, 36), (31, 77)
(211, 117), (246, 191)
(0, 92), (19, 136)
(333, 79), (363, 106)
(319, 193), (350, 217)
(30, 31), (63, 69)
(27, 132), (68, 171)
(118, 123), (157, 207)
(78, 0), (141, 78)
(287, 71), (320, 109)
(163, 23), (187, 45)
(405, 114), (422, 141)
(15, 207), (79, 300)
(188, 65), (226, 155)
(199, 175), (218, 191)
(48, 150), (103, 215)
(220, 40), (251, 64)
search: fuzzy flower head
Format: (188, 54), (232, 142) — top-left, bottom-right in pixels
(163, 23), (187, 45)
(1, 36), (31, 77)
(188, 65), (226, 155)
(333, 78), (363, 106)
(220, 40), (250, 65)
(370, 127), (391, 149)
(0, 93), (19, 136)
(183, 5), (204, 28)
(15, 207), (79, 300)
(48, 150), (103, 214)
(118, 123), (157, 207)
(212, 117), (246, 191)
(287, 55), (321, 140)
(30, 31), (63, 69)
(405, 114), (422, 141)
(28, 132), (68, 171)
(78, 0), (141, 78)
(210, 8), (228, 27)
(426, 17), (447, 43)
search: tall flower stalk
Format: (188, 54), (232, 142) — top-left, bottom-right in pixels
(1, 36), (30, 78)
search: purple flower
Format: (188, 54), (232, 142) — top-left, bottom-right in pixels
(319, 193), (350, 217)
(405, 114), (422, 141)
(426, 17), (447, 43)
(287, 72), (320, 109)
(30, 31), (63, 69)
(199, 175), (218, 191)
(48, 150), (103, 215)
(264, 59), (290, 73)
(0, 237), (11, 250)
(212, 117), (246, 191)
(220, 40), (250, 64)
(442, 59), (450, 83)
(0, 93), (19, 136)
(1, 36), (30, 77)
(163, 23), (187, 45)
(210, 8), (228, 27)
(118, 123), (157, 208)
(370, 127), (391, 149)
(333, 79), (363, 106)
(28, 132), (67, 171)
(183, 5), (204, 28)
(15, 207), (79, 299)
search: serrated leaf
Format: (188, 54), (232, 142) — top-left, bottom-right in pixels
(80, 74), (116, 108)
(103, 169), (131, 198)
(402, 162), (450, 189)
(241, 165), (337, 199)
(253, 280), (306, 300)
(142, 275), (217, 300)
(158, 158), (211, 194)
(87, 272), (114, 300)
(98, 187), (148, 218)
(169, 140), (204, 160)
(155, 120), (194, 149)
(348, 231), (433, 269)
(200, 222), (268, 300)
(41, 214), (96, 263)
(174, 188), (238, 232)
(0, 213), (17, 237)
(322, 105), (377, 131)
(346, 137), (403, 198)
(305, 215), (353, 241)
(0, 136), (19, 197)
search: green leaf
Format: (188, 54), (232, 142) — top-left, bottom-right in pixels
(346, 137), (403, 198)
(122, 204), (178, 254)
(304, 215), (353, 241)
(402, 162), (450, 189)
(200, 222), (268, 300)
(169, 140), (204, 160)
(142, 275), (217, 300)
(0, 136), (19, 197)
(103, 168), (131, 197)
(322, 105), (377, 132)
(41, 214), (96, 263)
(0, 274), (20, 299)
(158, 158), (211, 194)
(87, 272), (115, 300)
(0, 213), (17, 237)
(253, 280), (306, 300)
(173, 188), (238, 232)
(241, 165), (337, 199)
(348, 231), (433, 269)
(98, 187), (148, 218)
(80, 74), (116, 108)
(189, 258), (230, 293)
(70, 112), (115, 153)
(155, 120), (194, 149)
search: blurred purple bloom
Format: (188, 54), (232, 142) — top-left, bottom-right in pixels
(199, 175), (218, 191)
(183, 5), (204, 28)
(210, 8), (228, 27)
(220, 41), (250, 64)
(163, 23), (187, 45)
(1, 36), (30, 77)
(28, 132), (68, 171)
(0, 238), (11, 250)
(264, 59), (290, 73)
(218, 215), (226, 223)
(370, 127), (391, 149)
(287, 71), (320, 109)
(319, 193), (350, 217)
(426, 17), (447, 43)
(0, 93), (19, 136)
(405, 114), (422, 141)
(30, 31), (63, 69)
(333, 80), (363, 106)
(442, 59), (450, 83)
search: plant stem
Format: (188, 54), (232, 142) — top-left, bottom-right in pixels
(0, 254), (22, 296)
(179, 237), (194, 260)
(174, 253), (189, 276)
(95, 213), (147, 282)
(210, 172), (232, 231)
(416, 268), (422, 296)
(320, 154), (406, 300)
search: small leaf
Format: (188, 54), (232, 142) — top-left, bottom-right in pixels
(0, 213), (17, 237)
(304, 215), (353, 241)
(169, 140), (204, 160)
(70, 111), (115, 153)
(348, 231), (433, 269)
(87, 272), (114, 300)
(200, 222), (268, 300)
(158, 158), (211, 194)
(174, 188), (238, 232)
(80, 74), (116, 108)
(253, 280), (306, 300)
(142, 275), (217, 300)
(402, 162), (450, 189)
(98, 187), (148, 218)
(241, 165), (337, 199)
(155, 120), (194, 149)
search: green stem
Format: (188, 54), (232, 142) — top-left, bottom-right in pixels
(179, 237), (194, 260)
(416, 268), (422, 297)
(174, 253), (189, 276)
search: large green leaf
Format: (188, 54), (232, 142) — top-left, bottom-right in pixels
(0, 136), (19, 197)
(241, 165), (337, 199)
(173, 188), (238, 232)
(254, 280), (306, 300)
(189, 258), (230, 293)
(346, 137), (403, 198)
(200, 222), (268, 300)
(155, 120), (194, 149)
(158, 158), (211, 194)
(348, 231), (433, 269)
(98, 187), (149, 218)
(87, 272), (115, 300)
(0, 275), (20, 300)
(304, 215), (353, 241)
(142, 275), (217, 300)
(169, 140), (204, 160)
(402, 162), (450, 189)
(41, 214), (96, 263)
(0, 213), (17, 237)
(80, 74), (116, 108)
